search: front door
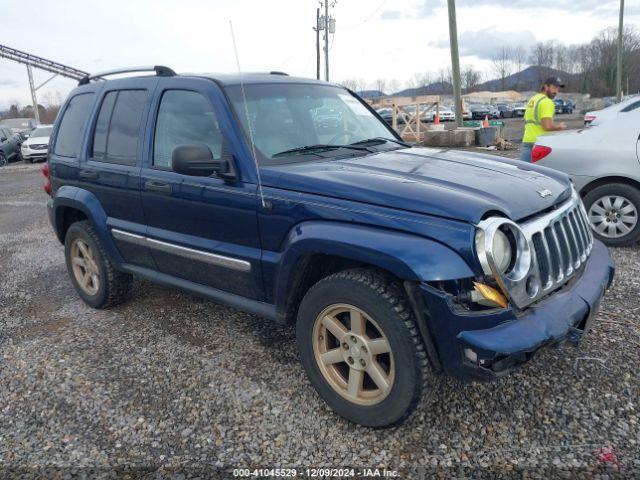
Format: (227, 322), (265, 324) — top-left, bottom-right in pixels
(140, 78), (263, 300)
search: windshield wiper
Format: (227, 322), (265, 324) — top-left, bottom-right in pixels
(350, 137), (411, 148)
(272, 144), (371, 158)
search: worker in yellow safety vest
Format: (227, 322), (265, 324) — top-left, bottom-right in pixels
(521, 77), (567, 162)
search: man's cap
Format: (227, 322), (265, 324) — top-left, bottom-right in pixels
(544, 76), (565, 88)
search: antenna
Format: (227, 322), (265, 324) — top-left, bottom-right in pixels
(229, 20), (266, 208)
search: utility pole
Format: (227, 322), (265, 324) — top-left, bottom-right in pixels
(447, 0), (463, 127)
(616, 0), (625, 102)
(314, 7), (321, 80)
(324, 0), (329, 81)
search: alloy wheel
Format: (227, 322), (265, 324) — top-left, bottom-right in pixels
(312, 304), (394, 406)
(588, 195), (638, 239)
(70, 238), (100, 295)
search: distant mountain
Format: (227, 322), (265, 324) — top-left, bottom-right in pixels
(392, 81), (453, 97)
(357, 89), (385, 98)
(475, 65), (578, 92)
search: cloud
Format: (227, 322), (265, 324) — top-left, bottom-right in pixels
(430, 28), (537, 59)
(380, 10), (403, 20)
(413, 0), (622, 17)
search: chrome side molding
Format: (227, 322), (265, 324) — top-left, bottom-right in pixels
(111, 229), (251, 272)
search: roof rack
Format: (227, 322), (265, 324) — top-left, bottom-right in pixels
(269, 71), (289, 76)
(78, 65), (176, 85)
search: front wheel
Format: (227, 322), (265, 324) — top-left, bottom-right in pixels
(296, 269), (429, 427)
(583, 183), (640, 246)
(0, 153), (7, 167)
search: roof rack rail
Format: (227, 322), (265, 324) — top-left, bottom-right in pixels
(269, 71), (289, 76)
(78, 65), (176, 85)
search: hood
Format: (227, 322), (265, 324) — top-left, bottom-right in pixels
(24, 136), (50, 145)
(262, 147), (572, 224)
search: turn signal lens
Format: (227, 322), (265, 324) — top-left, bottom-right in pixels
(473, 282), (508, 308)
(41, 163), (52, 196)
(531, 145), (552, 163)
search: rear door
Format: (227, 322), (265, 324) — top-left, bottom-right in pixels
(78, 80), (157, 269)
(140, 77), (263, 300)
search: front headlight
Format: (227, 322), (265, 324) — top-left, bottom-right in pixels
(475, 218), (531, 280)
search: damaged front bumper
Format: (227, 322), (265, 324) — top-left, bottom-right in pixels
(420, 240), (615, 381)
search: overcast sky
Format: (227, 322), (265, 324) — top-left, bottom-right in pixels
(0, 0), (638, 109)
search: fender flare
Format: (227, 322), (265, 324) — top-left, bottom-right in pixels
(51, 186), (124, 264)
(273, 221), (474, 313)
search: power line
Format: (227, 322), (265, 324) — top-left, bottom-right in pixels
(341, 0), (388, 30)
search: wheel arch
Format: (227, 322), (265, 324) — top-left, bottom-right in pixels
(51, 186), (124, 264)
(579, 175), (640, 197)
(273, 221), (474, 324)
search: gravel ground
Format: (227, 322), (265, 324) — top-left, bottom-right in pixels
(1, 163), (639, 478)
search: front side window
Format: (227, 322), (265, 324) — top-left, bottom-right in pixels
(153, 90), (223, 169)
(92, 90), (147, 166)
(54, 93), (95, 157)
(225, 84), (397, 163)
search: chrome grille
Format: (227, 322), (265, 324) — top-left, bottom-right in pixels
(522, 194), (593, 296)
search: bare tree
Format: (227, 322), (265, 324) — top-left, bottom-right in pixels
(492, 47), (513, 91)
(462, 65), (482, 92)
(387, 78), (400, 95)
(339, 78), (360, 91)
(373, 78), (387, 96)
(512, 46), (527, 90)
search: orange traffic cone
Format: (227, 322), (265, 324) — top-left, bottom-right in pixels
(483, 115), (490, 128)
(434, 112), (440, 125)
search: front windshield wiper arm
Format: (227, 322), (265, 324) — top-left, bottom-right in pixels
(272, 144), (372, 158)
(350, 137), (411, 148)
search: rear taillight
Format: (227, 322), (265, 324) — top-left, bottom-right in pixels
(41, 163), (52, 196)
(531, 145), (552, 163)
(584, 115), (596, 123)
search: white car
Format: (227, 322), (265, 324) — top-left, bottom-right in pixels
(533, 108), (640, 246)
(20, 125), (52, 163)
(584, 95), (640, 126)
(422, 106), (455, 122)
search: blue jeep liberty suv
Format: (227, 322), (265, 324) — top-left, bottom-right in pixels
(44, 66), (615, 427)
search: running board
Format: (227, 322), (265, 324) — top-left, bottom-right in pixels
(121, 263), (278, 322)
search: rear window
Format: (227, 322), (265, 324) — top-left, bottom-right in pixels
(92, 90), (148, 166)
(54, 93), (95, 157)
(620, 100), (640, 113)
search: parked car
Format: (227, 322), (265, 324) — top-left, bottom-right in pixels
(584, 95), (640, 126)
(534, 107), (640, 246)
(0, 117), (37, 136)
(0, 126), (22, 166)
(20, 124), (52, 163)
(376, 107), (407, 126)
(495, 103), (514, 118)
(45, 67), (613, 428)
(512, 103), (526, 117)
(422, 106), (454, 122)
(554, 99), (574, 114)
(470, 104), (491, 120)
(488, 105), (501, 119)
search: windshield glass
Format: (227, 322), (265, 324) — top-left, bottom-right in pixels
(31, 126), (52, 137)
(225, 83), (397, 163)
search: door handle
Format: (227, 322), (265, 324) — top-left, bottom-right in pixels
(79, 169), (99, 180)
(144, 180), (172, 194)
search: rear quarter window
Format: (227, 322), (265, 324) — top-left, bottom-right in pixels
(620, 100), (640, 113)
(53, 93), (95, 158)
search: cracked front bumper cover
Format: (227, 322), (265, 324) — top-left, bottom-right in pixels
(421, 240), (614, 381)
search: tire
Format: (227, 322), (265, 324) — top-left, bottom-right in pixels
(296, 268), (428, 427)
(0, 152), (6, 167)
(64, 220), (132, 308)
(583, 183), (640, 247)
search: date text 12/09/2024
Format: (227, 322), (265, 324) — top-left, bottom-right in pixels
(232, 468), (400, 478)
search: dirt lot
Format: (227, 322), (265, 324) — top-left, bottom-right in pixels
(1, 162), (639, 478)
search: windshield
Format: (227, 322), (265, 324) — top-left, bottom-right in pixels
(225, 83), (398, 163)
(30, 126), (52, 137)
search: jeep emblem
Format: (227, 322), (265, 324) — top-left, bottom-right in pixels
(537, 189), (553, 198)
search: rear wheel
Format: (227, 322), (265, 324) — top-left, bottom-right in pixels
(65, 221), (132, 308)
(583, 183), (640, 246)
(0, 153), (7, 167)
(296, 268), (428, 427)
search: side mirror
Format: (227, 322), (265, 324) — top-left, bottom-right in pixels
(171, 144), (234, 179)
(0, 137), (6, 143)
